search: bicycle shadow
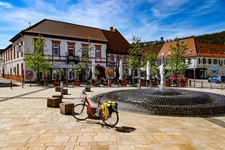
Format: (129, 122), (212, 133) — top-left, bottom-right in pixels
(114, 126), (136, 133)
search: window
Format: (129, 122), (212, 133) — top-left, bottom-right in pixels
(208, 59), (211, 64)
(95, 49), (101, 59)
(213, 59), (217, 64)
(52, 40), (60, 56)
(82, 47), (87, 56)
(188, 58), (191, 64)
(116, 56), (120, 62)
(53, 44), (59, 56)
(203, 58), (206, 64)
(198, 58), (201, 64)
(188, 49), (192, 54)
(110, 55), (114, 61)
(68, 46), (74, 56)
(95, 45), (101, 59)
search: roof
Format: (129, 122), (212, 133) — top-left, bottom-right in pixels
(10, 19), (108, 43)
(142, 44), (163, 55)
(195, 41), (225, 58)
(157, 38), (225, 59)
(157, 38), (197, 59)
(10, 19), (130, 54)
(101, 29), (131, 54)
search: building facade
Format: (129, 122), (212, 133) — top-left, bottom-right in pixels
(157, 38), (225, 79)
(0, 19), (130, 83)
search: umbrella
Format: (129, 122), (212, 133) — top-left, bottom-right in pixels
(92, 59), (95, 79)
(146, 60), (150, 80)
(119, 60), (123, 80)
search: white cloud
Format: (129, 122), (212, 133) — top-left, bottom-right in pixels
(0, 1), (12, 8)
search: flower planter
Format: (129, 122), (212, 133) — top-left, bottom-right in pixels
(121, 80), (127, 86)
(164, 81), (172, 87)
(54, 81), (59, 86)
(151, 81), (158, 87)
(179, 81), (187, 87)
(108, 80), (112, 87)
(74, 80), (80, 86)
(140, 79), (146, 86)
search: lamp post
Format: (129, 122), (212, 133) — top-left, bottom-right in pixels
(193, 54), (196, 87)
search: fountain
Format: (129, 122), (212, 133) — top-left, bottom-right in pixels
(91, 61), (225, 117)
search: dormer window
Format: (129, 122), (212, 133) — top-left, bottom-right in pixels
(188, 49), (192, 54)
(207, 50), (211, 53)
(218, 50), (222, 54)
(168, 52), (171, 56)
(161, 52), (165, 56)
(198, 49), (202, 53)
(198, 44), (202, 48)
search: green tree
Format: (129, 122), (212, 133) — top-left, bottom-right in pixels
(79, 38), (94, 85)
(166, 38), (189, 84)
(126, 35), (143, 84)
(144, 52), (158, 77)
(24, 34), (53, 84)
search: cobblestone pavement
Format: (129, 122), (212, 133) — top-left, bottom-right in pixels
(0, 77), (225, 150)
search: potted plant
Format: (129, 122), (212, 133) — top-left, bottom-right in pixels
(74, 68), (82, 86)
(151, 77), (158, 87)
(164, 72), (172, 87)
(105, 68), (114, 87)
(178, 76), (187, 87)
(93, 69), (100, 86)
(54, 71), (60, 86)
(121, 70), (127, 86)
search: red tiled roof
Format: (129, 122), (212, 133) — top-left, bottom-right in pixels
(101, 29), (131, 54)
(157, 38), (225, 59)
(157, 38), (197, 59)
(195, 41), (225, 58)
(11, 19), (108, 43)
(10, 19), (130, 54)
(142, 44), (163, 55)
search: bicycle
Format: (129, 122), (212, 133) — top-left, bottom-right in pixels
(72, 89), (119, 127)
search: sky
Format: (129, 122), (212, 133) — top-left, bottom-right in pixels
(0, 0), (225, 49)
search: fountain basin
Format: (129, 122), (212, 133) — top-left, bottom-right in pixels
(91, 88), (225, 117)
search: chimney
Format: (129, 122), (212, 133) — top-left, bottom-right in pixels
(110, 26), (114, 31)
(110, 26), (117, 32)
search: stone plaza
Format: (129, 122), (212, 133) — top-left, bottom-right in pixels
(0, 77), (225, 150)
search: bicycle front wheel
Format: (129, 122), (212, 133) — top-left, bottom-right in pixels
(72, 103), (89, 120)
(102, 107), (119, 127)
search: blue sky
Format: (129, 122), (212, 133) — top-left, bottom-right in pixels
(0, 0), (225, 49)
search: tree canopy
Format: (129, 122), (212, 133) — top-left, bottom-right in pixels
(24, 34), (53, 83)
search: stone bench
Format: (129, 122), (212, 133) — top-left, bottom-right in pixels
(63, 89), (68, 95)
(52, 95), (63, 103)
(60, 102), (74, 115)
(47, 98), (60, 108)
(55, 86), (60, 92)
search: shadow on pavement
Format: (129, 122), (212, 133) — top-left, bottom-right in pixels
(0, 82), (20, 88)
(115, 126), (136, 133)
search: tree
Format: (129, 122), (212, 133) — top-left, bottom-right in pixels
(166, 38), (189, 84)
(24, 34), (53, 84)
(126, 35), (143, 84)
(144, 52), (158, 77)
(79, 38), (94, 85)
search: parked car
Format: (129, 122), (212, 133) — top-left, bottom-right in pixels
(170, 75), (188, 82)
(208, 75), (225, 83)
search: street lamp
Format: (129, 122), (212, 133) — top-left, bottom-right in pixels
(193, 54), (196, 87)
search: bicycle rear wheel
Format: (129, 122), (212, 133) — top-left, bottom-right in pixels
(102, 107), (119, 127)
(72, 103), (89, 120)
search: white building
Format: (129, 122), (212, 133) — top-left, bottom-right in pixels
(0, 19), (130, 84)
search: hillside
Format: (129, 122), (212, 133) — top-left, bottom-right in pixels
(194, 30), (225, 45)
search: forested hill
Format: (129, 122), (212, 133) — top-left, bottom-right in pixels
(194, 30), (225, 45)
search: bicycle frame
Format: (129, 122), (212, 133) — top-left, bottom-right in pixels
(82, 95), (101, 118)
